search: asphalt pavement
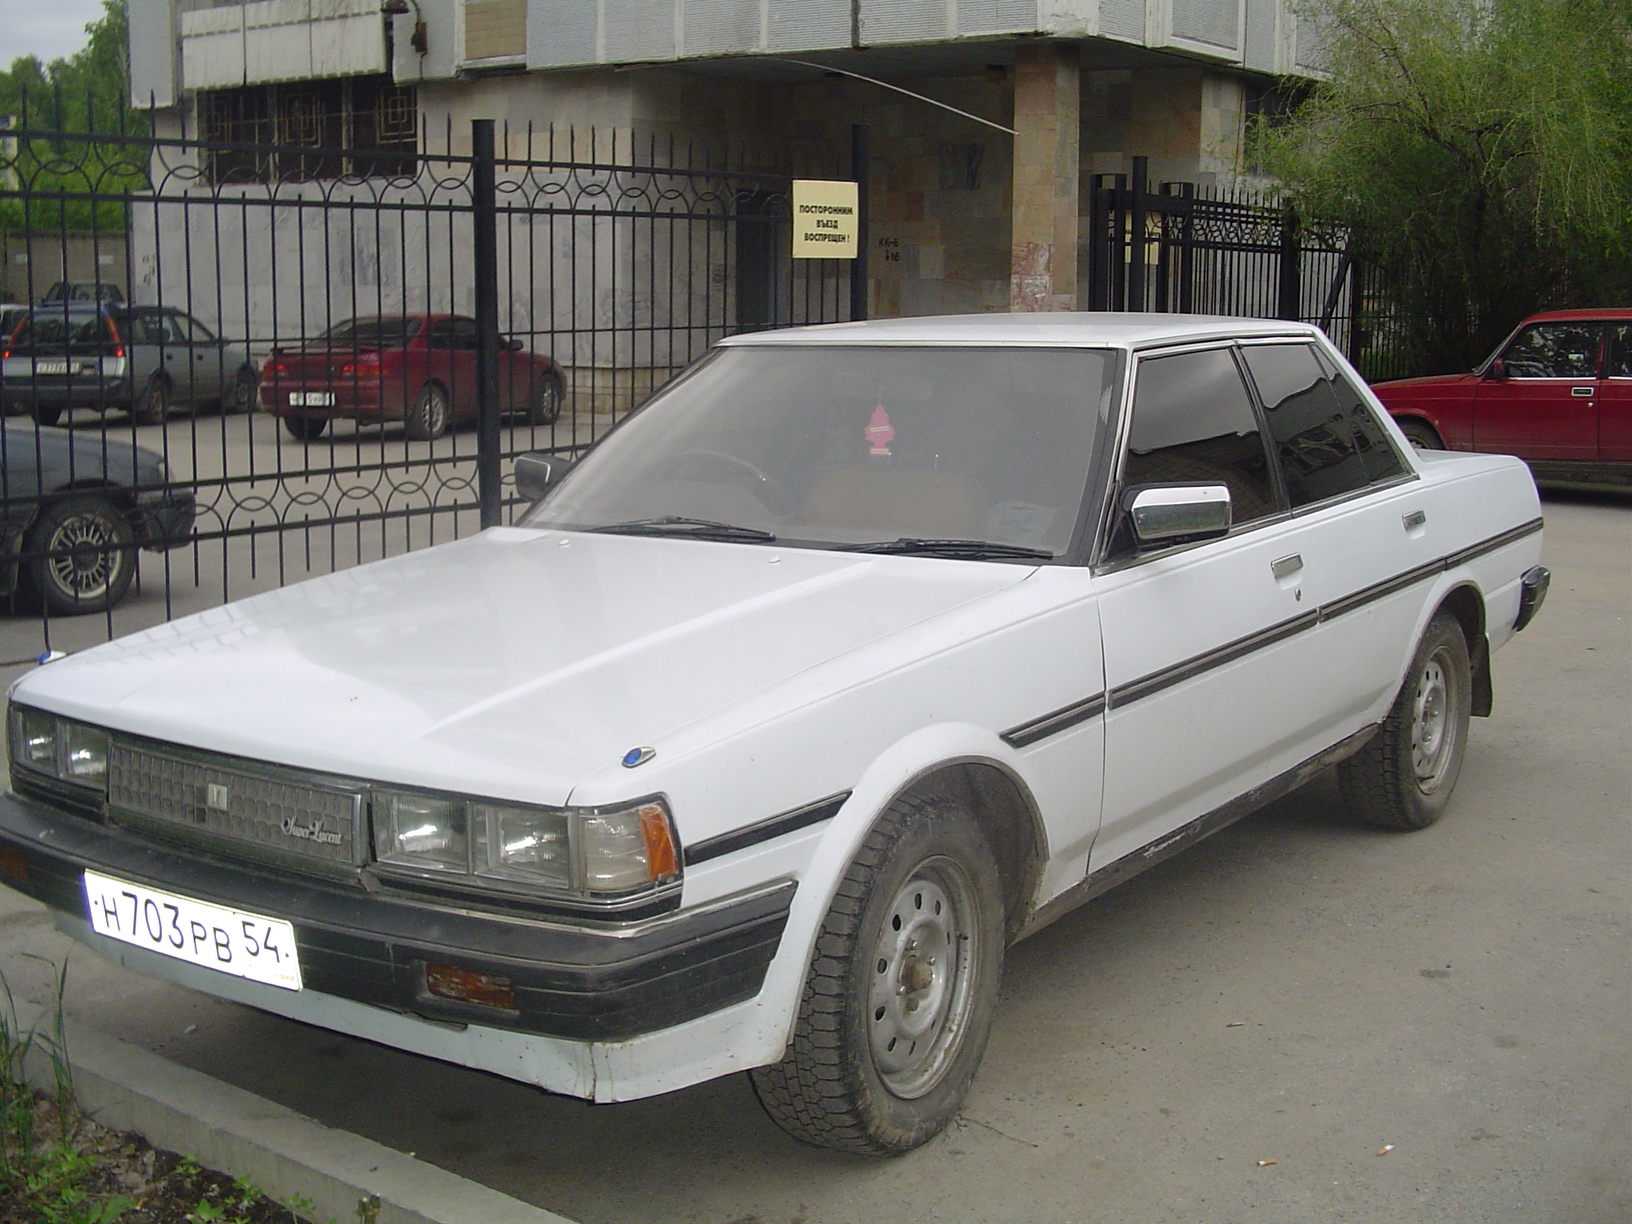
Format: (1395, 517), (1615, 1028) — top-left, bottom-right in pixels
(0, 485), (1625, 1224)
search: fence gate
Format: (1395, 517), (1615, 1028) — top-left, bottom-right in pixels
(0, 107), (858, 657)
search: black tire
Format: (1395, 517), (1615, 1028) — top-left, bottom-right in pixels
(223, 367), (259, 414)
(23, 494), (136, 616)
(1339, 612), (1472, 830)
(405, 382), (451, 440)
(282, 415), (328, 441)
(131, 378), (170, 426)
(31, 403), (63, 427)
(527, 374), (562, 426)
(1399, 419), (1443, 451)
(750, 794), (1005, 1155)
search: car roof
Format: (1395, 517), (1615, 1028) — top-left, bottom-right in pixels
(717, 312), (1325, 349)
(1520, 308), (1632, 323)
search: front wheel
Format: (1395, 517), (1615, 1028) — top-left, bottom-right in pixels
(23, 494), (136, 615)
(750, 795), (1004, 1154)
(223, 367), (259, 414)
(526, 374), (562, 426)
(1338, 612), (1472, 830)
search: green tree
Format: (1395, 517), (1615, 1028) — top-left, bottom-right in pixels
(0, 0), (149, 233)
(1255, 0), (1632, 375)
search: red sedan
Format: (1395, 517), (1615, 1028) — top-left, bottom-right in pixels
(1371, 309), (1631, 483)
(261, 315), (565, 441)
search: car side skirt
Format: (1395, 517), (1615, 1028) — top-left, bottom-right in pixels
(1016, 724), (1378, 941)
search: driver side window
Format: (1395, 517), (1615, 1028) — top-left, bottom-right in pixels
(1502, 324), (1601, 379)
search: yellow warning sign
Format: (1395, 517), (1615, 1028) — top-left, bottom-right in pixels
(792, 179), (859, 259)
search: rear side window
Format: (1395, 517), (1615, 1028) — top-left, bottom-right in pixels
(1608, 326), (1632, 379)
(1241, 343), (1402, 507)
(1122, 347), (1278, 525)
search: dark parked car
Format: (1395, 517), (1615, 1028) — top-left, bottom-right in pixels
(1, 303), (259, 426)
(260, 314), (565, 441)
(0, 421), (195, 615)
(1372, 309), (1632, 483)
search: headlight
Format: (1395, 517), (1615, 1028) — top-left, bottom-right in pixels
(372, 789), (679, 901)
(8, 705), (109, 792)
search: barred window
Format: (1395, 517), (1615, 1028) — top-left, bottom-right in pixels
(197, 76), (417, 183)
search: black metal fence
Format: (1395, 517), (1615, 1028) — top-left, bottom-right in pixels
(0, 111), (857, 654)
(1086, 157), (1413, 382)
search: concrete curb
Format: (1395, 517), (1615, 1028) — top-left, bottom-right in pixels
(12, 999), (577, 1224)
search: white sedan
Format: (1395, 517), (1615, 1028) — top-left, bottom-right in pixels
(0, 314), (1548, 1154)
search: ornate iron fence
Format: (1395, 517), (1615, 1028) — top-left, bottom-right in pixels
(0, 108), (858, 654)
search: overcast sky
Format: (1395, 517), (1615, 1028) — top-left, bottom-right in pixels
(2, 0), (108, 65)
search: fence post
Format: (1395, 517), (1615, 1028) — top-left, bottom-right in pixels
(1128, 156), (1148, 312)
(472, 119), (502, 529)
(850, 124), (870, 321)
(1277, 209), (1301, 321)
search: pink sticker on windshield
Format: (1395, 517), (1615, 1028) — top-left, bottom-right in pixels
(866, 404), (895, 456)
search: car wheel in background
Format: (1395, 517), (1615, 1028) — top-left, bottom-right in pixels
(24, 494), (137, 616)
(223, 367), (259, 414)
(131, 378), (170, 426)
(1398, 419), (1444, 451)
(405, 382), (451, 441)
(527, 374), (562, 426)
(282, 416), (328, 441)
(751, 794), (1005, 1154)
(30, 404), (63, 427)
(1339, 612), (1472, 830)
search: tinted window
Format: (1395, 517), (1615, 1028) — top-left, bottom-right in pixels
(427, 318), (479, 350)
(1502, 323), (1601, 378)
(1243, 343), (1383, 506)
(1320, 354), (1407, 484)
(11, 312), (113, 352)
(1123, 348), (1277, 525)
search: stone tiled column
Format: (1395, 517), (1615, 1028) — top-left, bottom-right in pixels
(1010, 43), (1081, 311)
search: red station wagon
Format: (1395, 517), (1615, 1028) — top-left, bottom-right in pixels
(1371, 309), (1632, 484)
(261, 314), (566, 441)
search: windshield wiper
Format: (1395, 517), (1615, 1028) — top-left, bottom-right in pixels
(590, 516), (776, 543)
(837, 537), (1053, 562)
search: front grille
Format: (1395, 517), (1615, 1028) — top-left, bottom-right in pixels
(107, 741), (363, 872)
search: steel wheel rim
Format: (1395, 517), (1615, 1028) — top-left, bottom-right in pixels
(1411, 649), (1455, 790)
(47, 514), (117, 601)
(867, 856), (978, 1099)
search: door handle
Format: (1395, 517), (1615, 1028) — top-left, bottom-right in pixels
(1271, 554), (1303, 580)
(1571, 386), (1594, 397)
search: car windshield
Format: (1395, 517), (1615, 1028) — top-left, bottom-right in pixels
(319, 317), (420, 346)
(525, 344), (1118, 558)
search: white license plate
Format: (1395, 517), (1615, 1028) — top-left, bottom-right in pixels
(83, 870), (302, 991)
(288, 391), (334, 407)
(34, 360), (71, 375)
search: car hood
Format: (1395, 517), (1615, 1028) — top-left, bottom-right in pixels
(1371, 372), (1479, 391)
(14, 528), (1035, 802)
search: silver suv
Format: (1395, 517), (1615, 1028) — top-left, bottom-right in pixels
(2, 303), (258, 426)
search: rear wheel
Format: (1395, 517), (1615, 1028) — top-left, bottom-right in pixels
(1339, 612), (1472, 830)
(282, 415), (328, 441)
(30, 403), (63, 427)
(131, 378), (170, 426)
(750, 795), (1004, 1154)
(526, 374), (562, 426)
(405, 382), (451, 440)
(24, 494), (136, 616)
(223, 367), (259, 414)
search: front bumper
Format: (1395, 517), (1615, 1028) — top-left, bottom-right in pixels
(130, 490), (197, 551)
(0, 790), (793, 1042)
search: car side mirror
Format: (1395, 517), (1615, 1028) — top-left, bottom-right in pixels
(514, 452), (575, 502)
(1124, 483), (1233, 549)
(506, 337), (523, 351)
(1488, 357), (1507, 379)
